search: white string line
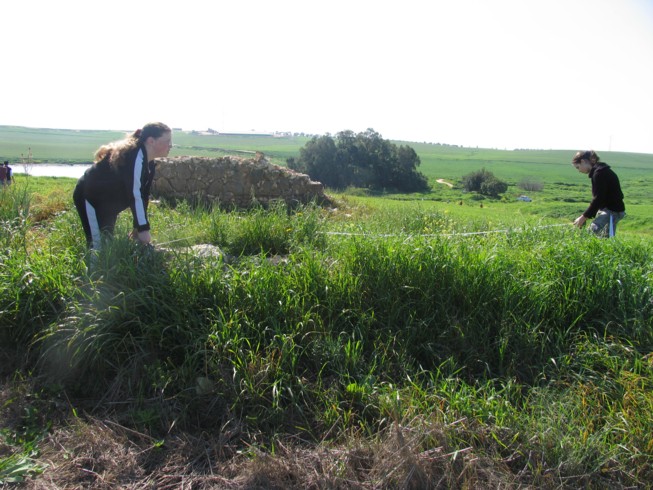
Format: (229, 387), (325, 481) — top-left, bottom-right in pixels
(154, 224), (571, 247)
(318, 223), (571, 239)
(155, 236), (203, 247)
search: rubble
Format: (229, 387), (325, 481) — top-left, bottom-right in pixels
(152, 153), (331, 208)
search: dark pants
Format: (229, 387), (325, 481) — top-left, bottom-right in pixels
(73, 182), (120, 249)
(590, 209), (625, 238)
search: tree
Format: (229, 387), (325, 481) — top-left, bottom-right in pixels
(288, 129), (430, 192)
(390, 145), (429, 191)
(289, 135), (339, 188)
(480, 178), (508, 197)
(462, 168), (508, 197)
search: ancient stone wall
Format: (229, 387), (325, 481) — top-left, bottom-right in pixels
(152, 153), (331, 208)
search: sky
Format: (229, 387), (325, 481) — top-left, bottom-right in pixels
(2, 0), (653, 154)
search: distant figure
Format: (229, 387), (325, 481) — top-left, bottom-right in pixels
(571, 150), (625, 237)
(4, 161), (12, 185)
(0, 161), (7, 186)
(73, 122), (172, 250)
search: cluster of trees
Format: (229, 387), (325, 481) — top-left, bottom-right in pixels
(287, 129), (430, 192)
(461, 168), (508, 197)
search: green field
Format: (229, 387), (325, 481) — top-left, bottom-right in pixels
(0, 125), (309, 164)
(2, 124), (652, 236)
(1, 125), (653, 487)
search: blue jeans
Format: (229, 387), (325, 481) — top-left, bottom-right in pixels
(590, 209), (625, 237)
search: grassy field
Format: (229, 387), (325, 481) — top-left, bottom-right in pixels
(1, 126), (652, 487)
(0, 125), (308, 164)
(3, 124), (653, 237)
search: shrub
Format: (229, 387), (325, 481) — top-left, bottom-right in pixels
(480, 178), (508, 197)
(462, 168), (508, 197)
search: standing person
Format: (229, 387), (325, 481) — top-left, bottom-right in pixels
(3, 161), (12, 184)
(571, 150), (625, 237)
(73, 122), (172, 250)
(0, 162), (6, 187)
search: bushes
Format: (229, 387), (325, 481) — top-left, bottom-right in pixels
(462, 168), (508, 197)
(289, 129), (430, 192)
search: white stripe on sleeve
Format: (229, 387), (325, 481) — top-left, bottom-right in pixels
(133, 149), (147, 227)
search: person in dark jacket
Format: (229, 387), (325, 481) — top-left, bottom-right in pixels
(572, 149), (625, 237)
(73, 122), (172, 250)
(2, 161), (11, 185)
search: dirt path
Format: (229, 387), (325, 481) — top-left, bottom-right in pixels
(436, 178), (454, 188)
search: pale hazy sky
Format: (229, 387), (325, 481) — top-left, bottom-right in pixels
(3, 0), (653, 153)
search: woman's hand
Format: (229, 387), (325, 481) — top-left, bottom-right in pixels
(137, 230), (152, 244)
(130, 229), (152, 244)
(573, 215), (587, 228)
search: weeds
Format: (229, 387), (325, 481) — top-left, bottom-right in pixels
(2, 188), (653, 487)
(0, 380), (50, 485)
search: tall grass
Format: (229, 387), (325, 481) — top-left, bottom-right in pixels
(0, 181), (82, 347)
(0, 182), (30, 247)
(2, 189), (652, 486)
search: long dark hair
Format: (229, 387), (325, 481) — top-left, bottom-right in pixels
(94, 122), (171, 166)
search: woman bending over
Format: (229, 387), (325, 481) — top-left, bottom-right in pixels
(571, 149), (625, 237)
(73, 122), (172, 249)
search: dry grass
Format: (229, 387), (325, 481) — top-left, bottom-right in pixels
(1, 375), (526, 490)
(28, 189), (70, 224)
(0, 348), (630, 489)
(23, 420), (519, 490)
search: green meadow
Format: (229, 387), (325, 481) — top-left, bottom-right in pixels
(6, 125), (651, 235)
(1, 125), (652, 487)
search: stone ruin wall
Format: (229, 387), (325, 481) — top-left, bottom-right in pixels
(152, 153), (331, 208)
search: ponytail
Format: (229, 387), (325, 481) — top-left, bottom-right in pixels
(135, 122), (171, 146)
(585, 150), (600, 164)
(94, 122), (170, 164)
(572, 149), (600, 165)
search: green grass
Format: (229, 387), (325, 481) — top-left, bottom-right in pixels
(2, 179), (653, 486)
(0, 379), (49, 485)
(4, 124), (651, 237)
(0, 125), (310, 166)
(1, 127), (653, 486)
(0, 126), (127, 163)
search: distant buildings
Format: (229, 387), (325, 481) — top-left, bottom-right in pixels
(188, 129), (296, 138)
